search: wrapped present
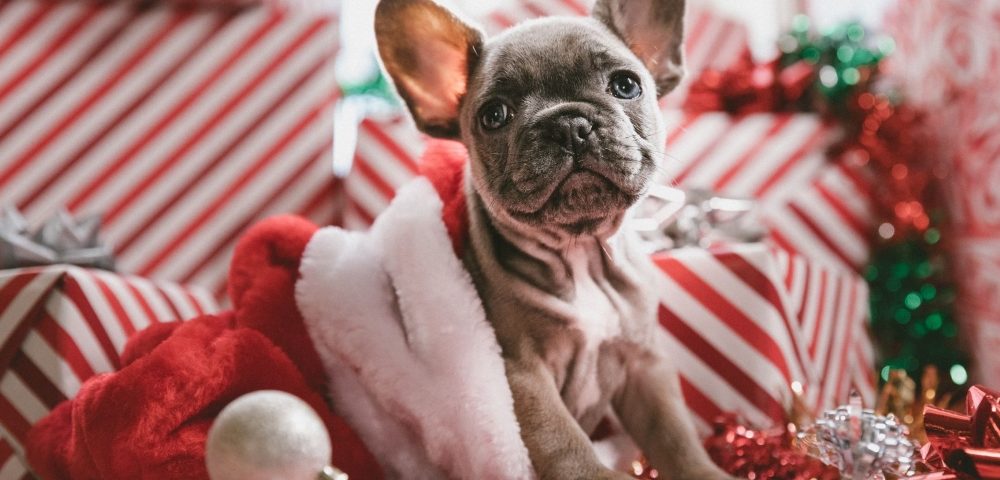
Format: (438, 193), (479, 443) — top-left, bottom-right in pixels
(0, 0), (342, 300)
(342, 117), (423, 229)
(650, 243), (876, 432)
(659, 109), (875, 272)
(340, 0), (752, 229)
(886, 0), (1000, 381)
(0, 265), (218, 462)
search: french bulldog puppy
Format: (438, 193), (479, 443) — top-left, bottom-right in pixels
(375, 0), (736, 478)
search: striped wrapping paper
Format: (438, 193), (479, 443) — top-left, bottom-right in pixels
(0, 265), (218, 472)
(660, 110), (875, 272)
(653, 244), (876, 432)
(0, 439), (28, 480)
(342, 0), (751, 228)
(0, 0), (342, 302)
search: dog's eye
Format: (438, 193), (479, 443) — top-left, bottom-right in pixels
(480, 102), (512, 130)
(609, 72), (642, 100)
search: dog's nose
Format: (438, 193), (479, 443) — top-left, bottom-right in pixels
(549, 116), (593, 155)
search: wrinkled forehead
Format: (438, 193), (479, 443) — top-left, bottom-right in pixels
(470, 18), (642, 100)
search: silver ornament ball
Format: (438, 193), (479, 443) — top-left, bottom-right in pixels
(206, 390), (332, 480)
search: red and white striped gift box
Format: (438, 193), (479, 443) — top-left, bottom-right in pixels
(653, 243), (876, 432)
(342, 117), (423, 229)
(0, 438), (29, 480)
(0, 265), (218, 467)
(660, 110), (875, 271)
(0, 0), (342, 301)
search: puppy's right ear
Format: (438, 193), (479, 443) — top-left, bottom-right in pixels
(375, 0), (484, 138)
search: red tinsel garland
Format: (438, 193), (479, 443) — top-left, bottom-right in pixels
(631, 415), (841, 479)
(704, 415), (841, 480)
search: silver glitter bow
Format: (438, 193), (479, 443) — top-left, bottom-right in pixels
(798, 391), (918, 479)
(631, 184), (766, 251)
(0, 206), (115, 271)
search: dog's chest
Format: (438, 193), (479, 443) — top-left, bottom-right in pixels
(566, 246), (621, 344)
(561, 246), (623, 417)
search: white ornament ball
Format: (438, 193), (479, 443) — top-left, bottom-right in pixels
(206, 390), (332, 480)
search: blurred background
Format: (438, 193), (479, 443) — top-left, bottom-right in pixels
(1, 0), (998, 476)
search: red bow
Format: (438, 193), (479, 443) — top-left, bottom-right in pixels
(914, 385), (1000, 479)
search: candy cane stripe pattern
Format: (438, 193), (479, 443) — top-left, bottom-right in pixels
(0, 437), (30, 480)
(0, 0), (342, 301)
(660, 111), (873, 272)
(653, 245), (875, 433)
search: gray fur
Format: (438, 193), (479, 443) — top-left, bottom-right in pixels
(375, 0), (736, 478)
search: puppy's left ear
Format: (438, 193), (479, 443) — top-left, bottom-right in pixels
(375, 0), (484, 138)
(593, 0), (686, 96)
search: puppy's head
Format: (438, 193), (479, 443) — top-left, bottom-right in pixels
(376, 0), (685, 238)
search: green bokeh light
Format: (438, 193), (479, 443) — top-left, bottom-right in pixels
(868, 235), (966, 387)
(878, 37), (896, 55)
(866, 264), (880, 281)
(801, 47), (822, 63)
(842, 67), (861, 86)
(792, 15), (811, 33)
(915, 261), (933, 279)
(950, 364), (969, 385)
(925, 313), (943, 331)
(905, 292), (922, 310)
(925, 228), (941, 245)
(837, 45), (855, 63)
(846, 24), (866, 42)
(920, 284), (938, 300)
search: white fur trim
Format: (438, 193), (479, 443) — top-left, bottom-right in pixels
(297, 178), (534, 479)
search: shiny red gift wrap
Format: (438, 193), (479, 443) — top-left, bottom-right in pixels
(915, 386), (1000, 479)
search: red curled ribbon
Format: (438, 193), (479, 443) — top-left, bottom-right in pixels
(914, 385), (1000, 479)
